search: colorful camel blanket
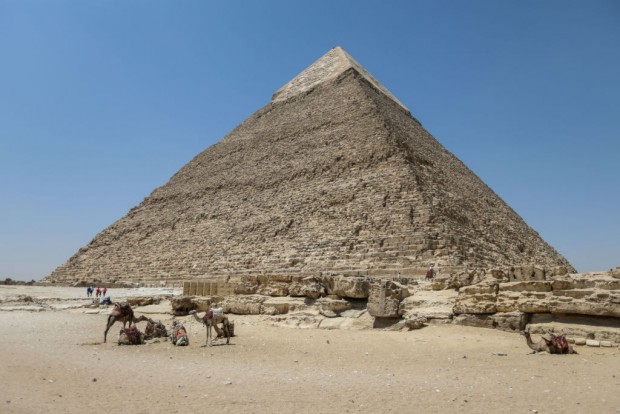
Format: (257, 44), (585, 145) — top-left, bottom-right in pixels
(119, 326), (143, 345)
(172, 325), (189, 346)
(145, 320), (167, 338)
(543, 334), (569, 353)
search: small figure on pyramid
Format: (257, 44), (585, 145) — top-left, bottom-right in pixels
(426, 264), (435, 280)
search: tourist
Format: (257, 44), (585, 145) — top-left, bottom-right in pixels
(86, 286), (90, 297)
(426, 264), (435, 280)
(103, 286), (107, 297)
(96, 287), (101, 297)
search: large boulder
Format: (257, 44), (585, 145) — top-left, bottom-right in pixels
(220, 295), (266, 315)
(453, 283), (498, 314)
(367, 280), (410, 318)
(256, 282), (289, 297)
(399, 289), (457, 320)
(325, 276), (372, 299)
(289, 276), (324, 299)
(170, 296), (214, 315)
(261, 297), (308, 315)
(316, 297), (353, 317)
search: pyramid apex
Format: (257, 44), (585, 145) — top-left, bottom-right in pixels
(272, 47), (410, 114)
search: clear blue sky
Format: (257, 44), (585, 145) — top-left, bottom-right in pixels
(1, 1), (618, 280)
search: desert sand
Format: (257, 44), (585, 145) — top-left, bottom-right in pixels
(0, 285), (618, 414)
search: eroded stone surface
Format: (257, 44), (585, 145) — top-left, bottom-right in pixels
(47, 48), (573, 286)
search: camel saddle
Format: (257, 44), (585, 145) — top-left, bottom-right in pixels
(120, 326), (142, 345)
(202, 308), (224, 322)
(145, 320), (166, 337)
(114, 302), (132, 317)
(543, 334), (569, 353)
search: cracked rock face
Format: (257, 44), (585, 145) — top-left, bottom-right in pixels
(47, 48), (573, 285)
(454, 270), (620, 318)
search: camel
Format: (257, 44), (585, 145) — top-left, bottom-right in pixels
(189, 308), (231, 346)
(171, 320), (189, 346)
(144, 318), (167, 340)
(103, 302), (148, 343)
(523, 331), (578, 354)
(118, 325), (145, 345)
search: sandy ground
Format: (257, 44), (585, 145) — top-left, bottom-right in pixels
(0, 286), (618, 414)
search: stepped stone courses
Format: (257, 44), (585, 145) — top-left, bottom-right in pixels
(48, 47), (573, 285)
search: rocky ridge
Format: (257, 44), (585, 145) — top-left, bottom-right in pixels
(169, 266), (620, 345)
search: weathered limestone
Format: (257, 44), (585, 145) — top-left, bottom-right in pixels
(316, 296), (353, 317)
(367, 280), (410, 318)
(452, 312), (527, 332)
(220, 295), (266, 315)
(455, 271), (620, 319)
(289, 276), (323, 299)
(324, 276), (372, 299)
(453, 283), (498, 314)
(273, 47), (410, 114)
(526, 313), (620, 343)
(399, 289), (457, 320)
(47, 47), (573, 286)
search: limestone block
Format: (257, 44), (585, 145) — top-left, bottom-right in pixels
(549, 266), (570, 276)
(586, 339), (600, 347)
(430, 277), (449, 290)
(489, 311), (528, 332)
(488, 268), (509, 282)
(452, 314), (495, 329)
(257, 275), (293, 283)
(329, 276), (372, 299)
(170, 296), (213, 314)
(367, 280), (410, 318)
(527, 313), (620, 343)
(508, 266), (546, 282)
(548, 296), (620, 318)
(316, 297), (353, 315)
(600, 340), (613, 347)
(256, 282), (289, 297)
(404, 315), (427, 330)
(126, 296), (160, 307)
(234, 280), (258, 295)
(499, 281), (552, 293)
(452, 312), (526, 332)
(612, 267), (620, 279)
(321, 309), (338, 318)
(399, 289), (457, 320)
(260, 297), (307, 315)
(453, 283), (498, 314)
(289, 276), (324, 299)
(445, 272), (474, 289)
(221, 295), (266, 315)
(497, 290), (551, 313)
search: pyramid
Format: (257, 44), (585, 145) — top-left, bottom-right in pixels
(48, 47), (573, 284)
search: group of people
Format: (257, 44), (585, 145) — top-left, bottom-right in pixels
(86, 286), (108, 298)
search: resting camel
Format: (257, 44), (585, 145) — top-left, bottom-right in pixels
(144, 318), (167, 340)
(523, 331), (578, 354)
(189, 309), (231, 346)
(103, 302), (148, 343)
(118, 325), (145, 345)
(171, 320), (189, 346)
